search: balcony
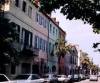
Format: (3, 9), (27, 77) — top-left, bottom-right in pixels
(20, 46), (39, 58)
(33, 47), (39, 56)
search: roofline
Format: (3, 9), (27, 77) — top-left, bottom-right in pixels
(43, 12), (66, 35)
(33, 3), (66, 35)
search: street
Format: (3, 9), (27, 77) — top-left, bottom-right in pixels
(74, 77), (100, 83)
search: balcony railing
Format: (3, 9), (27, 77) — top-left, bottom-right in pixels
(33, 47), (40, 56)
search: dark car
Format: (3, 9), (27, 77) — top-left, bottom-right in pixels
(0, 74), (10, 83)
(74, 74), (81, 81)
(67, 75), (73, 83)
(67, 74), (81, 82)
(85, 75), (89, 79)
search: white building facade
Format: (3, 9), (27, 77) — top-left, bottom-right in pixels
(2, 0), (66, 76)
(4, 0), (49, 76)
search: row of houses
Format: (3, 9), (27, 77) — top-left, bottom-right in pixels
(1, 0), (88, 77)
(2, 0), (66, 76)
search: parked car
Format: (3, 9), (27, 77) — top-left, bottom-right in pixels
(0, 74), (11, 83)
(67, 75), (74, 83)
(56, 75), (69, 83)
(12, 74), (45, 83)
(68, 74), (81, 82)
(89, 75), (98, 81)
(73, 74), (81, 82)
(42, 74), (57, 83)
(97, 74), (100, 77)
(79, 74), (85, 80)
(85, 74), (89, 79)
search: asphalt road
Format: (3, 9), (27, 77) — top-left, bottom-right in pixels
(74, 77), (100, 83)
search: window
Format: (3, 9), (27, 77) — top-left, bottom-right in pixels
(36, 12), (39, 22)
(15, 0), (19, 7)
(49, 42), (51, 54)
(49, 24), (52, 33)
(23, 29), (32, 48)
(22, 1), (26, 12)
(56, 29), (57, 35)
(30, 33), (33, 47)
(35, 36), (38, 48)
(46, 41), (48, 53)
(10, 22), (20, 43)
(44, 40), (47, 52)
(39, 38), (42, 49)
(46, 20), (49, 29)
(43, 18), (45, 28)
(52, 44), (54, 51)
(29, 32), (33, 47)
(24, 30), (29, 47)
(28, 6), (32, 18)
(41, 39), (43, 50)
(41, 17), (43, 25)
(44, 19), (46, 28)
(39, 15), (42, 25)
(21, 28), (25, 44)
(43, 40), (45, 51)
(53, 27), (55, 35)
(16, 24), (20, 43)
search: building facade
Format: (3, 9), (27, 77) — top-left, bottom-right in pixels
(47, 18), (59, 74)
(64, 44), (78, 75)
(2, 0), (66, 76)
(3, 0), (49, 76)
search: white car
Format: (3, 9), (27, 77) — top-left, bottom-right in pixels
(89, 75), (98, 81)
(12, 74), (45, 83)
(57, 75), (69, 83)
(42, 74), (57, 83)
(0, 74), (11, 83)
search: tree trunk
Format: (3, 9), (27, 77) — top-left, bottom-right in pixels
(58, 55), (65, 74)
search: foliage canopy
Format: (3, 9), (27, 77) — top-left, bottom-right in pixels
(54, 38), (70, 57)
(39, 0), (100, 52)
(0, 16), (19, 69)
(40, 0), (100, 33)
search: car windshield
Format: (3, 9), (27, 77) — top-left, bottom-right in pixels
(68, 75), (72, 78)
(90, 75), (97, 77)
(14, 75), (29, 80)
(0, 75), (8, 82)
(42, 75), (49, 78)
(31, 75), (40, 80)
(74, 75), (78, 78)
(57, 75), (66, 78)
(57, 75), (61, 77)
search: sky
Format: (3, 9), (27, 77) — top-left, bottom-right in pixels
(52, 9), (100, 66)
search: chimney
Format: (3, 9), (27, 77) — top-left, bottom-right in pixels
(56, 21), (59, 25)
(52, 18), (56, 22)
(34, 0), (40, 6)
(47, 14), (51, 17)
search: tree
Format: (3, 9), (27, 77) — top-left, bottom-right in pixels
(81, 56), (91, 74)
(54, 38), (70, 74)
(39, 0), (100, 52)
(0, 16), (18, 73)
(40, 0), (100, 31)
(93, 42), (100, 52)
